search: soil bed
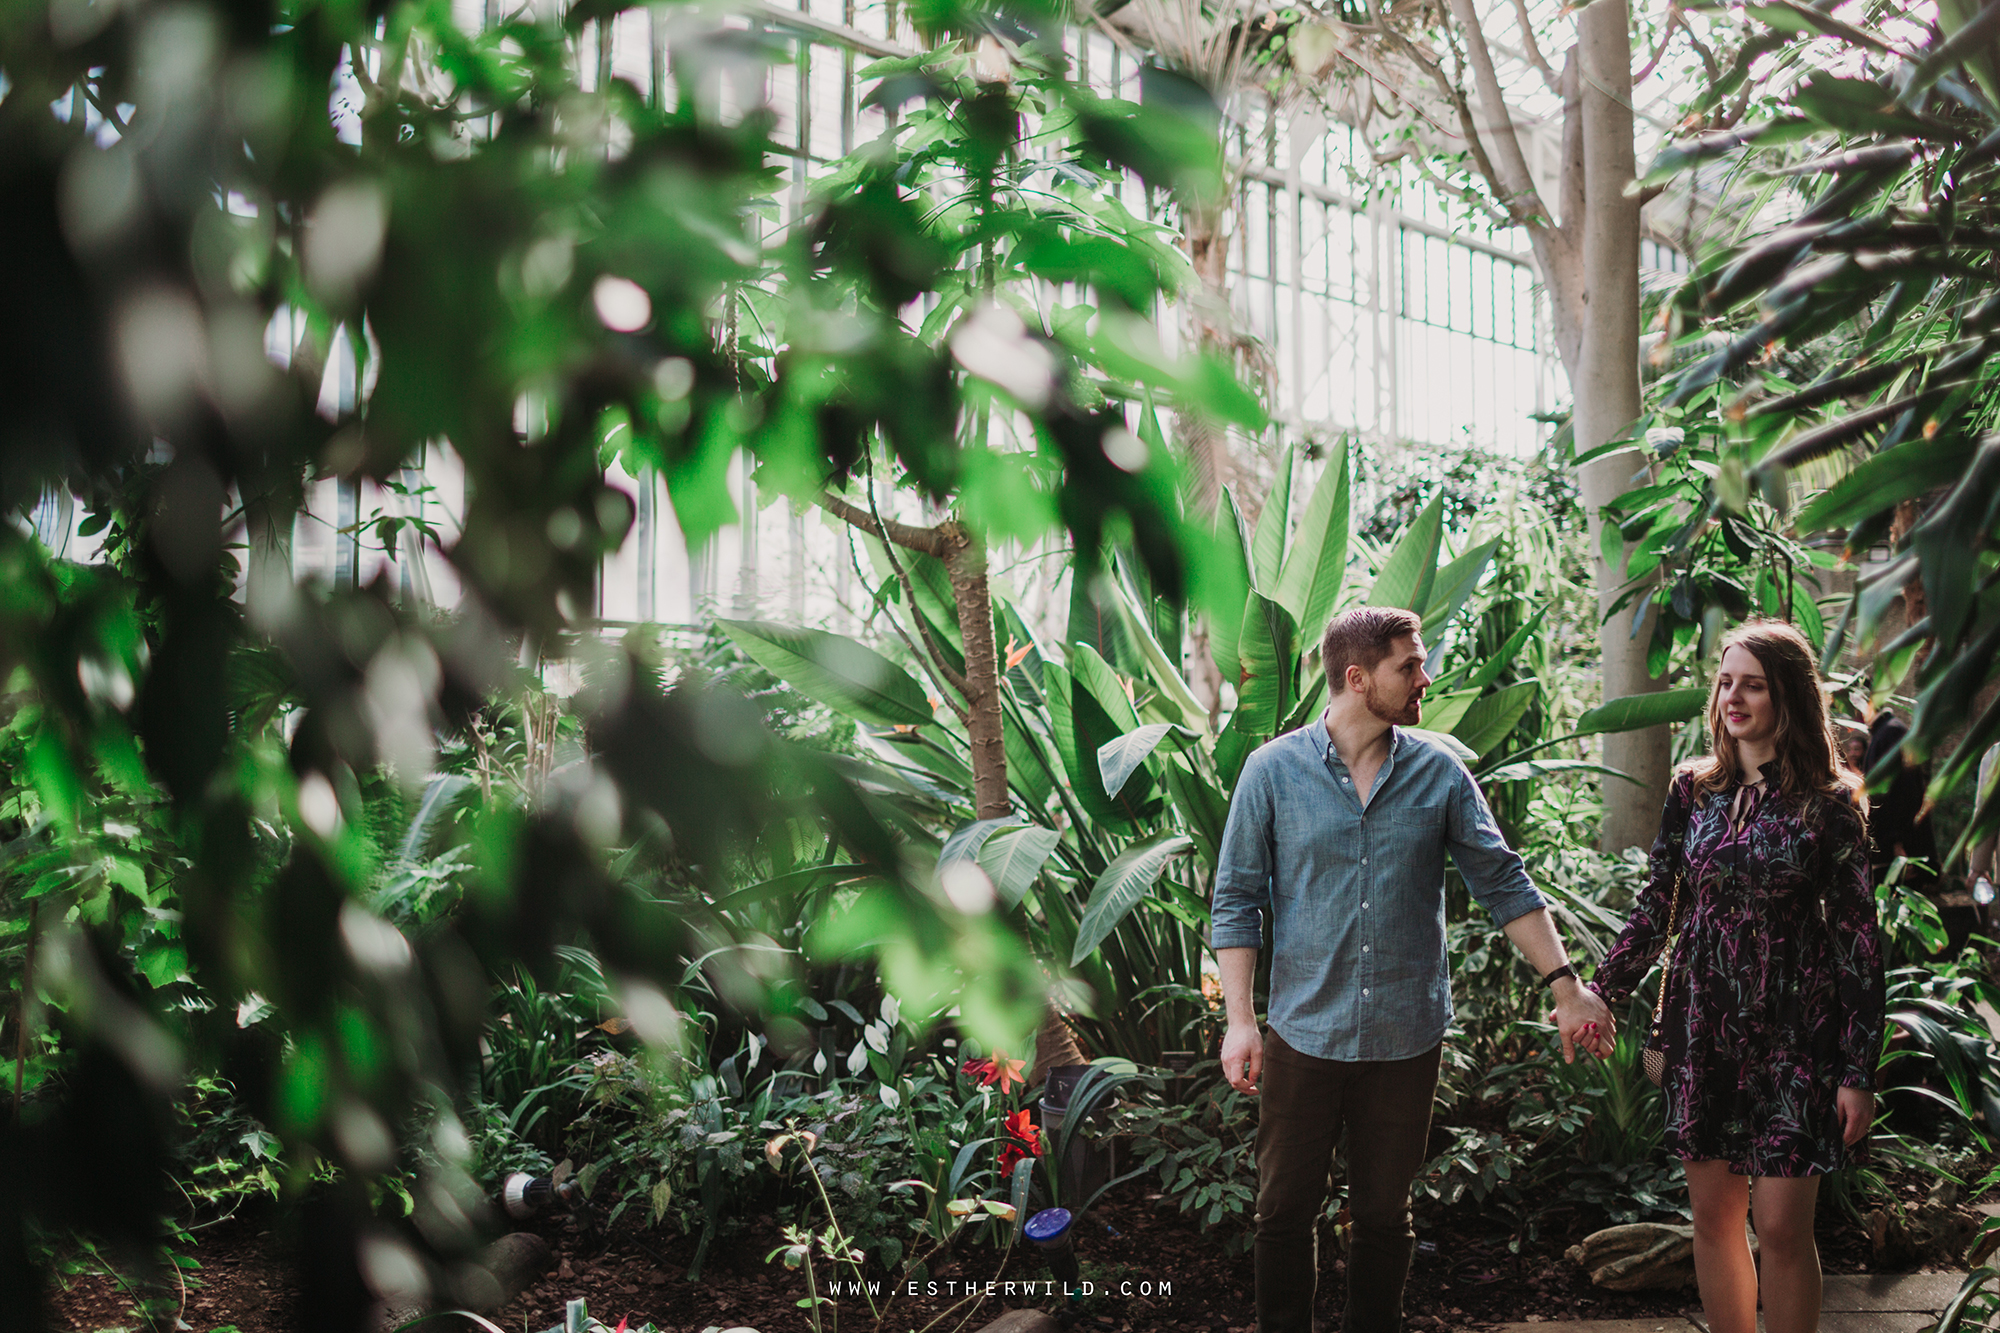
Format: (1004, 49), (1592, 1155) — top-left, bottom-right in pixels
(49, 1164), (1980, 1333)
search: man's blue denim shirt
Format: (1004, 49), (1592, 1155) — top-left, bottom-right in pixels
(1209, 720), (1546, 1063)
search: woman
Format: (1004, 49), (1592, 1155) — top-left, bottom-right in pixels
(1590, 621), (1884, 1333)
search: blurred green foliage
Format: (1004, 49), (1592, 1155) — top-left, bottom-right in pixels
(0, 0), (1265, 1316)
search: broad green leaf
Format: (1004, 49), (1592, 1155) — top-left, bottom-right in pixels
(1067, 568), (1128, 676)
(1215, 711), (1258, 789)
(978, 825), (1063, 908)
(1251, 446), (1295, 592)
(1405, 727), (1477, 766)
(1232, 594), (1297, 737)
(1422, 538), (1501, 638)
(1464, 606), (1548, 692)
(1098, 722), (1192, 798)
(1107, 572), (1206, 732)
(1070, 643), (1141, 733)
(1208, 488), (1254, 687)
(1369, 496), (1443, 612)
(709, 863), (876, 915)
(1575, 688), (1707, 735)
(939, 818), (1022, 870)
(1160, 761), (1228, 870)
(1794, 433), (1977, 534)
(1414, 687), (1479, 737)
(1071, 834), (1194, 966)
(398, 773), (474, 860)
(1002, 708), (1057, 812)
(1792, 75), (1937, 139)
(1044, 661), (1148, 824)
(1273, 436), (1351, 639)
(1448, 679), (1539, 759)
(718, 620), (933, 727)
(1480, 758), (1637, 785)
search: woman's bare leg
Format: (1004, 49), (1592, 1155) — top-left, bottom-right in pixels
(1751, 1174), (1823, 1333)
(1686, 1160), (1757, 1333)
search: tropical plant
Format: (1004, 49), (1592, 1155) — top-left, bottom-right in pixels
(724, 440), (1703, 1074)
(1613, 1), (2000, 864)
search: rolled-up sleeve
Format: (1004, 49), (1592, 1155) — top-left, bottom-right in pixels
(1445, 763), (1544, 926)
(1209, 754), (1274, 951)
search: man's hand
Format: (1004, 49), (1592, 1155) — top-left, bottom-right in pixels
(1548, 979), (1615, 1064)
(1222, 1021), (1263, 1095)
(1837, 1086), (1875, 1146)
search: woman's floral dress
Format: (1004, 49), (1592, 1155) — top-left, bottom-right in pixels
(1591, 765), (1884, 1176)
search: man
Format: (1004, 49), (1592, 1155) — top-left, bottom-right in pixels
(1210, 606), (1614, 1333)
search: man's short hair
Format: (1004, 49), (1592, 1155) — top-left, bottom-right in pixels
(1321, 607), (1423, 691)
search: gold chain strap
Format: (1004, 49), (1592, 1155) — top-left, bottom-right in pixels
(1651, 868), (1683, 1026)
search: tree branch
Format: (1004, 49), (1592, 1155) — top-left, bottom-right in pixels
(1631, 7), (1682, 89)
(840, 521), (972, 721)
(817, 491), (953, 559)
(1510, 0), (1563, 95)
(827, 487), (976, 707)
(1440, 0), (1552, 230)
(1371, 17), (1534, 233)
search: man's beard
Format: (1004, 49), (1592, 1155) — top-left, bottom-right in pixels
(1365, 678), (1422, 726)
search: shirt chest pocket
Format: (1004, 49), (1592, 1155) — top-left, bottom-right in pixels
(1376, 805), (1449, 890)
(1385, 804), (1447, 837)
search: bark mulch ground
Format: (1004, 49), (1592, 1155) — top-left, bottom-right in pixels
(48, 1167), (1980, 1333)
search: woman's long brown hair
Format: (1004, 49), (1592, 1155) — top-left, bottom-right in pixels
(1684, 619), (1866, 814)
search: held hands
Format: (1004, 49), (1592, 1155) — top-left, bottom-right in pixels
(1549, 980), (1616, 1064)
(1837, 1086), (1875, 1146)
(1222, 1021), (1263, 1096)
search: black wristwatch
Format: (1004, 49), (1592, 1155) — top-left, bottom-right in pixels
(1540, 963), (1578, 988)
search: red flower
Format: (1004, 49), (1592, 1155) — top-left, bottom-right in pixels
(997, 1109), (1042, 1174)
(961, 1051), (1027, 1094)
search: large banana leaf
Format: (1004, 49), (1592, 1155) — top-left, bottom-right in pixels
(1097, 722), (1192, 798)
(1109, 570), (1208, 732)
(718, 619), (934, 727)
(1415, 686), (1480, 737)
(939, 817), (1023, 870)
(1233, 594), (1298, 738)
(1251, 445), (1295, 592)
(1451, 679), (1540, 760)
(1071, 833), (1194, 965)
(1068, 566), (1129, 677)
(1575, 688), (1707, 735)
(1272, 435), (1351, 639)
(1463, 606), (1548, 693)
(978, 825), (1063, 908)
(1070, 642), (1141, 733)
(1002, 706), (1057, 812)
(1208, 488), (1254, 688)
(1422, 537), (1501, 639)
(1369, 495), (1443, 612)
(1044, 660), (1151, 825)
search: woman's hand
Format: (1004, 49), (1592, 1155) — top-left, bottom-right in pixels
(1837, 1086), (1875, 1146)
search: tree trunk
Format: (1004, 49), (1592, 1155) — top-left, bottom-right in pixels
(1572, 0), (1670, 854)
(1178, 205), (1237, 521)
(944, 525), (1010, 820)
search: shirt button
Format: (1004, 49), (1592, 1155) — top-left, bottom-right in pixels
(1341, 777), (1350, 784)
(1362, 988), (1370, 996)
(1362, 901), (1368, 909)
(1361, 857), (1369, 865)
(1363, 944), (1371, 952)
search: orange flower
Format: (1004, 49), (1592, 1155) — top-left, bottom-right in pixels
(962, 1052), (1027, 1094)
(1004, 638), (1032, 669)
